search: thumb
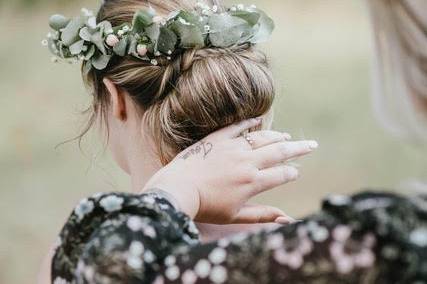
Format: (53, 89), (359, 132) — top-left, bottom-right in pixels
(232, 203), (295, 224)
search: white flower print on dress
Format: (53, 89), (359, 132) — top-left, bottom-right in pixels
(182, 269), (197, 284)
(53, 277), (69, 284)
(100, 195), (124, 212)
(74, 198), (94, 221)
(209, 265), (227, 283)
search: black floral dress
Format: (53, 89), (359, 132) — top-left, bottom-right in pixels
(51, 191), (427, 284)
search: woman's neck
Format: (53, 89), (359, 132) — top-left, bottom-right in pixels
(127, 145), (163, 193)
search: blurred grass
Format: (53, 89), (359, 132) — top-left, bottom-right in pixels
(0, 1), (426, 283)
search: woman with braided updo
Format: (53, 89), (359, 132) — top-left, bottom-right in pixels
(39, 0), (426, 283)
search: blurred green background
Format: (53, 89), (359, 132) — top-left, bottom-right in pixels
(0, 0), (426, 283)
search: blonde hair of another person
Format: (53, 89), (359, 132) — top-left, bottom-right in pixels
(368, 0), (427, 142)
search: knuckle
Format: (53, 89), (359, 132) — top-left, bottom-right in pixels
(238, 166), (259, 185)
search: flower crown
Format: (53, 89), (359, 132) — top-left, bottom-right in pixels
(43, 2), (274, 72)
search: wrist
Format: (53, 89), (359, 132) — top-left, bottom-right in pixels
(143, 187), (199, 219)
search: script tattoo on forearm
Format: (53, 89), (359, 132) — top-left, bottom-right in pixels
(181, 140), (213, 160)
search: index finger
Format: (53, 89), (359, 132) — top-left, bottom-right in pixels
(209, 118), (262, 139)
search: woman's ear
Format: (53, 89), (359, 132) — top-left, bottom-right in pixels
(103, 78), (127, 121)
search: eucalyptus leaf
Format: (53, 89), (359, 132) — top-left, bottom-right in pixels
(92, 54), (112, 70)
(157, 27), (177, 54)
(98, 21), (114, 35)
(47, 38), (59, 55)
(132, 10), (153, 33)
(90, 31), (107, 55)
(170, 21), (204, 48)
(49, 14), (70, 31)
(87, 16), (97, 29)
(208, 14), (251, 47)
(250, 10), (275, 43)
(79, 27), (92, 41)
(69, 40), (85, 55)
(166, 10), (180, 22)
(145, 24), (160, 51)
(85, 45), (96, 60)
(230, 10), (260, 26)
(61, 17), (85, 46)
(113, 36), (129, 56)
(175, 11), (202, 27)
(127, 36), (138, 56)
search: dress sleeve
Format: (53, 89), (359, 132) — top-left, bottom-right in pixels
(51, 192), (200, 284)
(52, 191), (427, 284)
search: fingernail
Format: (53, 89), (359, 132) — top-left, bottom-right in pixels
(308, 140), (319, 149)
(275, 216), (296, 224)
(282, 133), (292, 141)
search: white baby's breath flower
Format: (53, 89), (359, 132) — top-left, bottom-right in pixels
(100, 195), (124, 212)
(204, 25), (210, 32)
(117, 30), (125, 36)
(212, 5), (218, 12)
(81, 8), (93, 17)
(151, 59), (158, 65)
(237, 4), (244, 10)
(41, 39), (48, 46)
(87, 16), (97, 29)
(122, 25), (130, 32)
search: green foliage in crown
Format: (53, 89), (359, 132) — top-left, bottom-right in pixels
(43, 3), (275, 72)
